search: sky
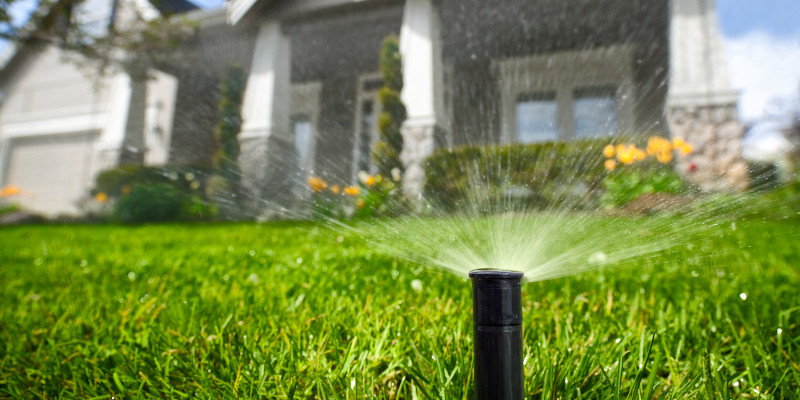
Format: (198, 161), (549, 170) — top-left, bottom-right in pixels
(2, 0), (799, 123)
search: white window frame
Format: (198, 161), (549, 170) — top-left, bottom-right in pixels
(496, 45), (636, 143)
(351, 72), (383, 182)
(290, 81), (322, 175)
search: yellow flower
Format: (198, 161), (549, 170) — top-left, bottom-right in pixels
(656, 151), (673, 163)
(307, 176), (328, 193)
(356, 199), (365, 209)
(330, 185), (340, 195)
(603, 144), (616, 158)
(672, 137), (686, 148)
(605, 159), (617, 171)
(94, 192), (108, 203)
(678, 143), (693, 155)
(343, 186), (359, 196)
(0, 185), (21, 197)
(646, 136), (672, 156)
(365, 175), (375, 187)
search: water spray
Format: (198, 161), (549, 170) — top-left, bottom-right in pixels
(469, 269), (524, 400)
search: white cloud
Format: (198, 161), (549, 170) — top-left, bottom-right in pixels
(725, 31), (800, 121)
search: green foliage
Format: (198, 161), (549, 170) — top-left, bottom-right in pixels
(424, 139), (611, 212)
(93, 165), (216, 222)
(372, 36), (406, 177)
(1, 219), (799, 397)
(0, 203), (21, 217)
(600, 161), (690, 208)
(209, 65), (246, 219)
(111, 182), (184, 223)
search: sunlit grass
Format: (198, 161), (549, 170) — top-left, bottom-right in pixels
(0, 217), (798, 398)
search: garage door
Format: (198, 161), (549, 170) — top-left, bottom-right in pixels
(3, 133), (96, 216)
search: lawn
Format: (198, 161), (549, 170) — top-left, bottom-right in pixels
(0, 217), (799, 399)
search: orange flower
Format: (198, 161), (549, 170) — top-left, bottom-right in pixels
(656, 151), (673, 163)
(605, 159), (617, 171)
(343, 186), (359, 196)
(603, 144), (616, 158)
(330, 185), (340, 195)
(678, 143), (693, 155)
(307, 176), (328, 193)
(365, 175), (375, 187)
(0, 185), (21, 197)
(94, 192), (108, 203)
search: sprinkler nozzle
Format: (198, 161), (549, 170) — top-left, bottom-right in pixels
(469, 269), (524, 400)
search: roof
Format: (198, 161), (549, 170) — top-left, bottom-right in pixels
(149, 0), (200, 15)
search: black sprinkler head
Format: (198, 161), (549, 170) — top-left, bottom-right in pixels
(469, 269), (524, 400)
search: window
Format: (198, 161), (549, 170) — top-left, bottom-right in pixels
(292, 115), (313, 171)
(516, 92), (558, 142)
(573, 87), (619, 138)
(356, 100), (376, 173)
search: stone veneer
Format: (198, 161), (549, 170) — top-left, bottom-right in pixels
(667, 103), (749, 191)
(400, 124), (437, 201)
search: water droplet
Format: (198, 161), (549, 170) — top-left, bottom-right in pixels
(711, 325), (717, 332)
(739, 293), (747, 300)
(615, 338), (621, 344)
(691, 270), (699, 277)
(777, 328), (783, 336)
(249, 250), (256, 256)
(733, 381), (739, 387)
(80, 259), (88, 267)
(411, 279), (423, 292)
(296, 257), (303, 264)
(337, 236), (344, 243)
(223, 275), (230, 281)
(247, 273), (260, 285)
(351, 378), (356, 389)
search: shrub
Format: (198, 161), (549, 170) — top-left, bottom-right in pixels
(112, 183), (184, 223)
(372, 36), (406, 177)
(423, 139), (612, 212)
(210, 65), (246, 218)
(93, 165), (216, 222)
(599, 136), (694, 208)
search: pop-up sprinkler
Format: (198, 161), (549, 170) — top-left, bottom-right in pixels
(469, 269), (524, 400)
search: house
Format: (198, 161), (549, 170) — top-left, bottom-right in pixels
(225, 0), (748, 203)
(0, 0), (196, 216)
(0, 0), (747, 216)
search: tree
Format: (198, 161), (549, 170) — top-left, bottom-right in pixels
(1, 0), (195, 79)
(372, 36), (406, 177)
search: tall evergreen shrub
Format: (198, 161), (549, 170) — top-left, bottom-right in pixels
(210, 65), (246, 216)
(372, 36), (407, 176)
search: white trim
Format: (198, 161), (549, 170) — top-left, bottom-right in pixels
(1, 113), (109, 138)
(496, 45), (637, 143)
(186, 7), (227, 27)
(227, 0), (259, 25)
(351, 72), (383, 182)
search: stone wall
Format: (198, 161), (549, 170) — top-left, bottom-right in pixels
(667, 104), (748, 191)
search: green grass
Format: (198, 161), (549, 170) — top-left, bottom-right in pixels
(0, 218), (799, 399)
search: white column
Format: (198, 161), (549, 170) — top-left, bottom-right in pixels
(399, 0), (445, 200)
(241, 20), (291, 141)
(667, 0), (747, 191)
(239, 20), (291, 199)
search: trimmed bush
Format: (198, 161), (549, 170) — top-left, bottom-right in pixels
(112, 183), (184, 223)
(424, 139), (612, 212)
(94, 165), (216, 222)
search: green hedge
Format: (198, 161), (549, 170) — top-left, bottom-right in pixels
(423, 139), (612, 212)
(93, 165), (217, 223)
